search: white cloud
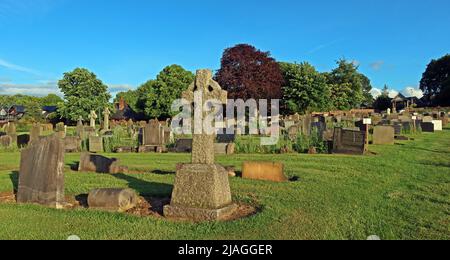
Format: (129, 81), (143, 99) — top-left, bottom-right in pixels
(370, 88), (382, 99)
(0, 81), (61, 97)
(0, 58), (41, 76)
(388, 89), (399, 98)
(108, 84), (134, 94)
(370, 88), (399, 99)
(401, 86), (423, 98)
(370, 61), (385, 71)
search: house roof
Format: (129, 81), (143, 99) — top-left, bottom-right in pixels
(42, 106), (58, 113)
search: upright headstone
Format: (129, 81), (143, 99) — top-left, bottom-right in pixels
(89, 110), (98, 128)
(421, 122), (435, 133)
(373, 126), (395, 145)
(432, 120), (443, 131)
(89, 136), (103, 153)
(103, 108), (111, 130)
(17, 136), (65, 208)
(5, 122), (17, 144)
(164, 69), (236, 221)
(29, 123), (42, 143)
(332, 127), (366, 155)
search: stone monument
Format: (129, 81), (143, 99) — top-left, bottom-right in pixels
(17, 135), (65, 208)
(103, 107), (111, 130)
(164, 69), (236, 221)
(89, 110), (98, 128)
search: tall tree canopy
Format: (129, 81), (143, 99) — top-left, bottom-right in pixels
(123, 65), (194, 120)
(326, 59), (369, 110)
(280, 62), (331, 114)
(215, 44), (284, 100)
(420, 54), (450, 106)
(58, 68), (111, 122)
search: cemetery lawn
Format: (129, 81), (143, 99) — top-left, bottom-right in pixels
(0, 128), (449, 240)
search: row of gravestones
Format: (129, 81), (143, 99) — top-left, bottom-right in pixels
(15, 70), (239, 221)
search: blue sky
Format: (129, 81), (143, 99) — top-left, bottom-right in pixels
(0, 0), (449, 98)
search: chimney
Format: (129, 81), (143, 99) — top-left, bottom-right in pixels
(119, 97), (125, 111)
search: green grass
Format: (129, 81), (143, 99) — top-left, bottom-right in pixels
(0, 127), (449, 240)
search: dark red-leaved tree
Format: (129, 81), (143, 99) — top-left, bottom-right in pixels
(215, 44), (283, 100)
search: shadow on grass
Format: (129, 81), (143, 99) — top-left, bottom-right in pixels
(111, 173), (173, 198)
(420, 161), (450, 168)
(150, 170), (175, 175)
(9, 171), (18, 195)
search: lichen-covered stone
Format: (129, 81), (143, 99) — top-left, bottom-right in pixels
(17, 135), (65, 208)
(88, 188), (137, 212)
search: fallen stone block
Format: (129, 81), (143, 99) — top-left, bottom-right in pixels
(242, 162), (287, 182)
(78, 152), (128, 174)
(87, 188), (138, 212)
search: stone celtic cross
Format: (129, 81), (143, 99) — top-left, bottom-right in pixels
(89, 110), (98, 128)
(103, 107), (111, 130)
(182, 69), (227, 165)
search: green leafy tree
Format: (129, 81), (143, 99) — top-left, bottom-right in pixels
(360, 74), (374, 107)
(41, 94), (64, 107)
(326, 59), (367, 110)
(58, 68), (111, 122)
(141, 65), (194, 119)
(280, 62), (331, 114)
(373, 85), (392, 111)
(420, 54), (450, 106)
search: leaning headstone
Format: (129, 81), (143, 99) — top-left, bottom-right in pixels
(89, 136), (103, 153)
(242, 162), (287, 182)
(17, 136), (65, 208)
(78, 153), (128, 174)
(164, 69), (236, 221)
(88, 188), (137, 212)
(373, 126), (395, 145)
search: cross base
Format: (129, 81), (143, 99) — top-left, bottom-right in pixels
(164, 163), (235, 221)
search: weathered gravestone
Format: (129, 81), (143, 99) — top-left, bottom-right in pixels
(87, 188), (137, 212)
(89, 136), (103, 153)
(139, 119), (166, 153)
(89, 110), (98, 128)
(421, 122), (435, 132)
(393, 123), (402, 136)
(0, 135), (12, 147)
(373, 126), (395, 145)
(29, 123), (42, 144)
(64, 136), (82, 153)
(332, 127), (367, 155)
(214, 143), (235, 155)
(422, 116), (433, 123)
(174, 138), (193, 153)
(78, 152), (128, 174)
(17, 135), (65, 208)
(17, 134), (30, 147)
(103, 107), (110, 130)
(5, 122), (17, 144)
(164, 69), (236, 221)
